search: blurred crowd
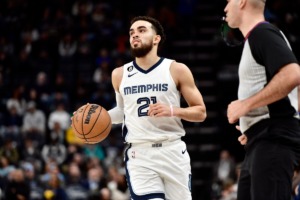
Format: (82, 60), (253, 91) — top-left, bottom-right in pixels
(0, 0), (299, 199)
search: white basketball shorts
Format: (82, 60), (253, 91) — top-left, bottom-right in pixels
(124, 140), (192, 200)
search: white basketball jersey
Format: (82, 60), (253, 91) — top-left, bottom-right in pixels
(119, 57), (185, 143)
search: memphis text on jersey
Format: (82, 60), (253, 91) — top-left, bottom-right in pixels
(124, 83), (168, 95)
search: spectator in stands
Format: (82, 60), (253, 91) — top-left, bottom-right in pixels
(5, 169), (30, 200)
(41, 136), (67, 165)
(65, 162), (88, 200)
(59, 32), (77, 58)
(76, 32), (94, 85)
(48, 102), (70, 132)
(32, 50), (54, 83)
(22, 101), (46, 148)
(65, 162), (86, 187)
(25, 88), (42, 112)
(0, 156), (15, 178)
(19, 27), (34, 55)
(0, 138), (19, 165)
(6, 86), (27, 116)
(65, 146), (86, 173)
(21, 137), (43, 172)
(3, 105), (23, 142)
(83, 167), (107, 193)
(40, 162), (65, 186)
(49, 121), (66, 144)
(214, 150), (236, 183)
(44, 173), (68, 200)
(49, 91), (69, 112)
(22, 162), (44, 200)
(93, 57), (111, 84)
(32, 72), (52, 114)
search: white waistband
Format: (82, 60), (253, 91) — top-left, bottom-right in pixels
(128, 139), (181, 148)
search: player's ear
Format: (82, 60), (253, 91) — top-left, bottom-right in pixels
(153, 35), (161, 46)
(239, 0), (246, 9)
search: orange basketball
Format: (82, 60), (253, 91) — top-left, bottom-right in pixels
(72, 103), (111, 144)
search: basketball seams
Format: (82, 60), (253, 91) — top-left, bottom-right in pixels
(81, 104), (90, 142)
(76, 117), (111, 140)
(72, 106), (86, 135)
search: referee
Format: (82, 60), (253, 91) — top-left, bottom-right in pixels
(224, 0), (300, 200)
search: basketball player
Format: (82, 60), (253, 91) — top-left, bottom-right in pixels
(224, 0), (300, 199)
(108, 16), (206, 200)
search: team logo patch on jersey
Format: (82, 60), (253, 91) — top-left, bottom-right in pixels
(127, 65), (133, 72)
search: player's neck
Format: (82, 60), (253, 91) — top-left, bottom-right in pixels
(135, 51), (160, 70)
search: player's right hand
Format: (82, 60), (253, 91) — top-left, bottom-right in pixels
(70, 103), (90, 122)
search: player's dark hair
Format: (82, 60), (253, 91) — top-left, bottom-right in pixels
(130, 16), (166, 46)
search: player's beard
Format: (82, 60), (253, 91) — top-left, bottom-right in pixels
(130, 40), (153, 58)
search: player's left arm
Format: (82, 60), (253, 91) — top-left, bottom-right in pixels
(148, 62), (206, 122)
(172, 62), (206, 122)
(228, 63), (300, 123)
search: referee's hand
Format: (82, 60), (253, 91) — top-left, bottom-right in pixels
(236, 125), (247, 145)
(227, 99), (250, 124)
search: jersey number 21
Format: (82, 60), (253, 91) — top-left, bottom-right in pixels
(137, 96), (157, 117)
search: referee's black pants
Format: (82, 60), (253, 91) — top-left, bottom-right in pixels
(237, 140), (294, 200)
